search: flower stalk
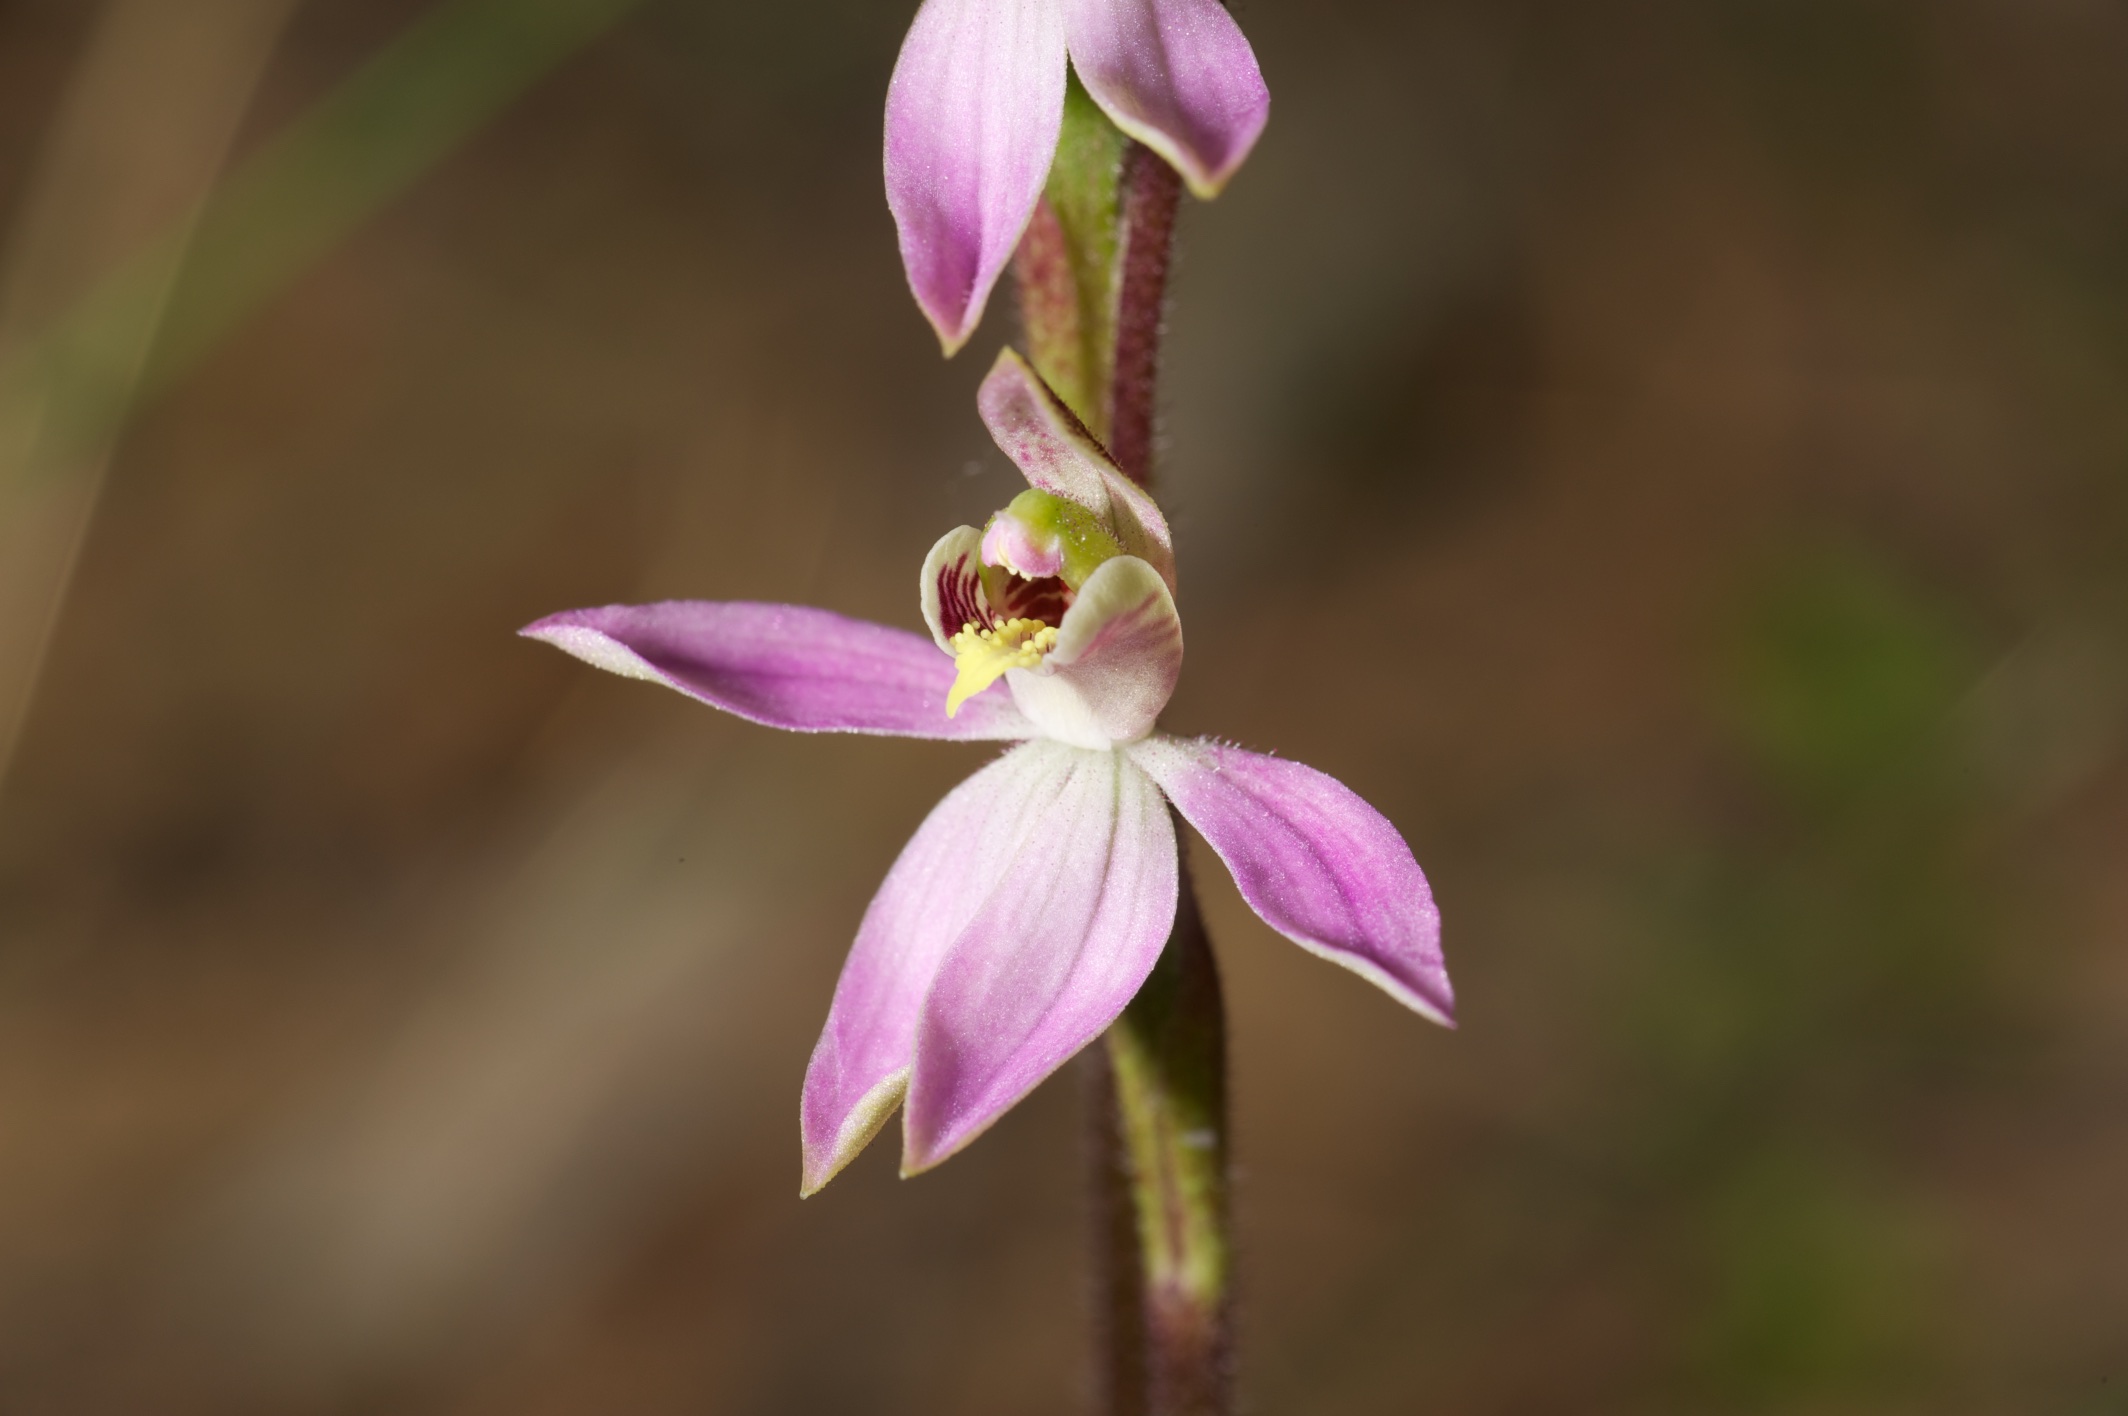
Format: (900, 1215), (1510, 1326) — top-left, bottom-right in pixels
(1089, 855), (1229, 1416)
(1018, 98), (1226, 1416)
(1108, 147), (1180, 486)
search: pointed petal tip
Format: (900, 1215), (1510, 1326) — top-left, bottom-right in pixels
(796, 1141), (866, 1199)
(1299, 922), (1454, 1027)
(925, 305), (977, 358)
(1179, 169), (1227, 201)
(518, 617), (615, 667)
(1314, 945), (1456, 1030)
(1174, 146), (1247, 201)
(885, 0), (1065, 371)
(896, 1121), (949, 1180)
(1413, 980), (1458, 1031)
(517, 611), (573, 641)
(797, 1148), (844, 1199)
(800, 1065), (910, 1197)
(897, 1109), (996, 1180)
(1156, 93), (1270, 201)
(893, 985), (1072, 1182)
(1430, 978), (1459, 1030)
(895, 1152), (947, 1181)
(900, 231), (1014, 358)
(982, 344), (1044, 396)
(1387, 952), (1455, 1029)
(797, 1143), (861, 1197)
(890, 194), (987, 354)
(1122, 120), (1260, 202)
(515, 614), (669, 686)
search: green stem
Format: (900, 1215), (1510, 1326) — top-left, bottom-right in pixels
(1015, 93), (1229, 1416)
(1088, 855), (1230, 1416)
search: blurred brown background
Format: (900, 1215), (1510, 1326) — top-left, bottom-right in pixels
(2, 0), (2125, 1411)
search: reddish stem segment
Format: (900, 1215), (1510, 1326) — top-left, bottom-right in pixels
(1106, 147), (1180, 488)
(1086, 1044), (1150, 1416)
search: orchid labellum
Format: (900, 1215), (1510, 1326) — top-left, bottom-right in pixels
(523, 353), (1449, 1194)
(886, 0), (1272, 352)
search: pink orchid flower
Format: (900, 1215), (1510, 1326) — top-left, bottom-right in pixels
(887, 0), (1271, 353)
(522, 352), (1448, 1194)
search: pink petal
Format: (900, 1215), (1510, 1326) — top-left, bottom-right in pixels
(886, 0), (1068, 354)
(903, 745), (1177, 1172)
(522, 601), (1033, 740)
(1126, 736), (1453, 1025)
(800, 741), (1069, 1194)
(976, 349), (1176, 590)
(1061, 0), (1270, 199)
(1008, 554), (1181, 749)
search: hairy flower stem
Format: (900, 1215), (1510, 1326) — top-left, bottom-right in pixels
(1106, 148), (1180, 485)
(1016, 100), (1228, 1416)
(1088, 855), (1230, 1416)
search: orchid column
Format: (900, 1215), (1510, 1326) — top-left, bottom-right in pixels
(887, 4), (1266, 1412)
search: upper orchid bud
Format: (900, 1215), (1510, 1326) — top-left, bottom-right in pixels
(885, 0), (1271, 352)
(981, 488), (1123, 588)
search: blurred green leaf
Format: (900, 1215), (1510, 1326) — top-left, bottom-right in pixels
(1694, 1147), (1938, 1404)
(8, 0), (648, 479)
(1720, 545), (1977, 802)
